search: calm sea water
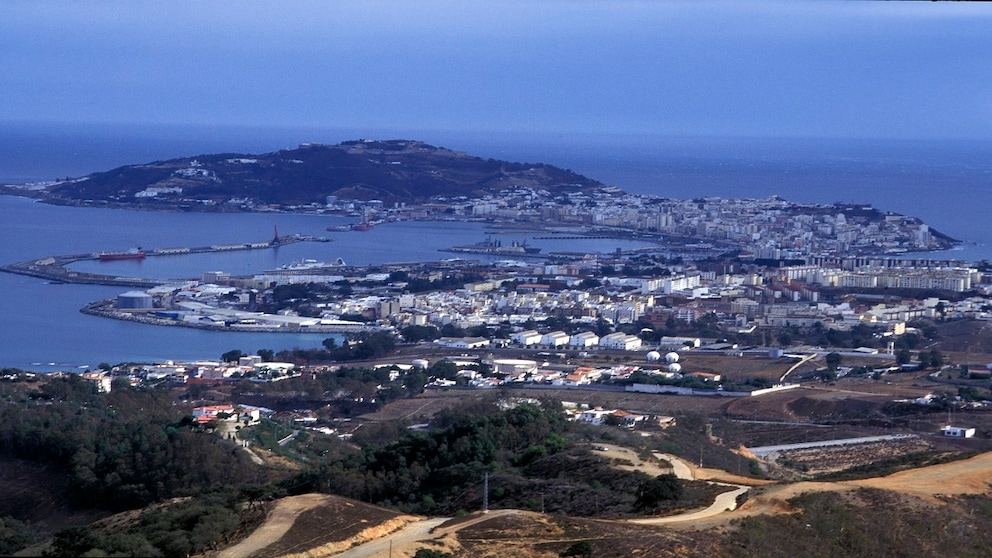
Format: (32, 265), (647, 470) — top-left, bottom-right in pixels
(1, 123), (991, 370)
(0, 196), (655, 371)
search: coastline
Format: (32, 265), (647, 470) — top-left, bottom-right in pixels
(81, 299), (367, 334)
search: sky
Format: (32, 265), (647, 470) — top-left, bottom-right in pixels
(2, 0), (992, 140)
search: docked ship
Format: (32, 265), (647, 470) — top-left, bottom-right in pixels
(265, 258), (346, 272)
(445, 236), (542, 256)
(98, 249), (146, 261)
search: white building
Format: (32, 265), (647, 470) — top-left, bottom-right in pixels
(511, 330), (543, 346)
(540, 331), (571, 347)
(569, 331), (600, 348)
(599, 332), (642, 351)
(940, 425), (976, 438)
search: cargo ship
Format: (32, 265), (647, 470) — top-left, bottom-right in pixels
(98, 249), (146, 261)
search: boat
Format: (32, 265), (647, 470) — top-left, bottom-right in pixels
(98, 249), (146, 261)
(265, 258), (346, 272)
(350, 222), (375, 231)
(446, 236), (541, 256)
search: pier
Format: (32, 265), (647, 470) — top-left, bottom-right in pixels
(0, 234), (309, 287)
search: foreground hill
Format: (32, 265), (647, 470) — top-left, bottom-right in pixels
(37, 139), (604, 209)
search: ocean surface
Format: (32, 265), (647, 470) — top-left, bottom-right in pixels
(1, 123), (991, 370)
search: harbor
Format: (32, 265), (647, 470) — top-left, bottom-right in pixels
(0, 231), (315, 287)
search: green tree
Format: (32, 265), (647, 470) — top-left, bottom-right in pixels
(934, 301), (947, 320)
(635, 473), (683, 511)
(256, 349), (275, 362)
(929, 350), (944, 368)
(825, 352), (843, 371)
(561, 540), (594, 558)
(896, 348), (912, 366)
(221, 349), (243, 363)
(45, 527), (101, 557)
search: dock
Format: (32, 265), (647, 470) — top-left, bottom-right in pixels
(0, 234), (308, 287)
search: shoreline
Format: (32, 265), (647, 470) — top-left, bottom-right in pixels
(81, 300), (366, 334)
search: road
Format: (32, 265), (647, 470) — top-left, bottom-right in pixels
(331, 518), (448, 558)
(331, 510), (519, 558)
(219, 494), (333, 558)
(628, 482), (749, 525)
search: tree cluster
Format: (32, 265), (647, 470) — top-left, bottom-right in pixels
(283, 401), (681, 517)
(0, 376), (264, 512)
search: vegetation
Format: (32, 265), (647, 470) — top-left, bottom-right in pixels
(46, 140), (603, 207)
(561, 540), (594, 557)
(0, 375), (279, 555)
(281, 400), (688, 518)
(44, 491), (261, 558)
(0, 375), (265, 512)
(726, 489), (992, 558)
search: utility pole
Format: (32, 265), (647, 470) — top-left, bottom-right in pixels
(483, 472), (489, 514)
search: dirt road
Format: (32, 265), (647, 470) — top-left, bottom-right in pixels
(733, 451), (992, 520)
(219, 494), (333, 558)
(331, 510), (519, 558)
(331, 517), (448, 558)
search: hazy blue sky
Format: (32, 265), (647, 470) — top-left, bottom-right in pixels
(3, 1), (991, 139)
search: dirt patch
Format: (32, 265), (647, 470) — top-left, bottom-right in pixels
(851, 450), (992, 499)
(456, 512), (723, 558)
(215, 493), (414, 558)
(772, 437), (933, 475)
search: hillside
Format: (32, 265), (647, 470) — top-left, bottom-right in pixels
(37, 139), (605, 209)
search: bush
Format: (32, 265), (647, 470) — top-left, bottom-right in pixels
(561, 540), (594, 557)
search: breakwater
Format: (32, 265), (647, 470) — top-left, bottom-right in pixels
(0, 235), (308, 287)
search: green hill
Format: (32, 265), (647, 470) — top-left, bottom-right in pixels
(42, 139), (604, 209)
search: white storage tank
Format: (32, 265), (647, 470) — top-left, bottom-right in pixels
(665, 352), (680, 363)
(646, 351), (662, 362)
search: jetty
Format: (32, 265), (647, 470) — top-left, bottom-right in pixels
(0, 233), (310, 287)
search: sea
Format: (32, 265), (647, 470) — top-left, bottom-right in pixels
(1, 122), (991, 371)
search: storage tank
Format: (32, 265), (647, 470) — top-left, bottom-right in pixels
(412, 359), (430, 369)
(668, 363), (682, 373)
(646, 351), (662, 362)
(116, 291), (153, 309)
(664, 352), (680, 363)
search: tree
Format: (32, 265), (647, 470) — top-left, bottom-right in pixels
(257, 349), (275, 362)
(935, 301), (947, 321)
(929, 350), (944, 368)
(560, 540), (594, 558)
(635, 473), (683, 511)
(825, 352), (843, 371)
(46, 526), (101, 557)
(221, 349), (243, 363)
(896, 348), (912, 366)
